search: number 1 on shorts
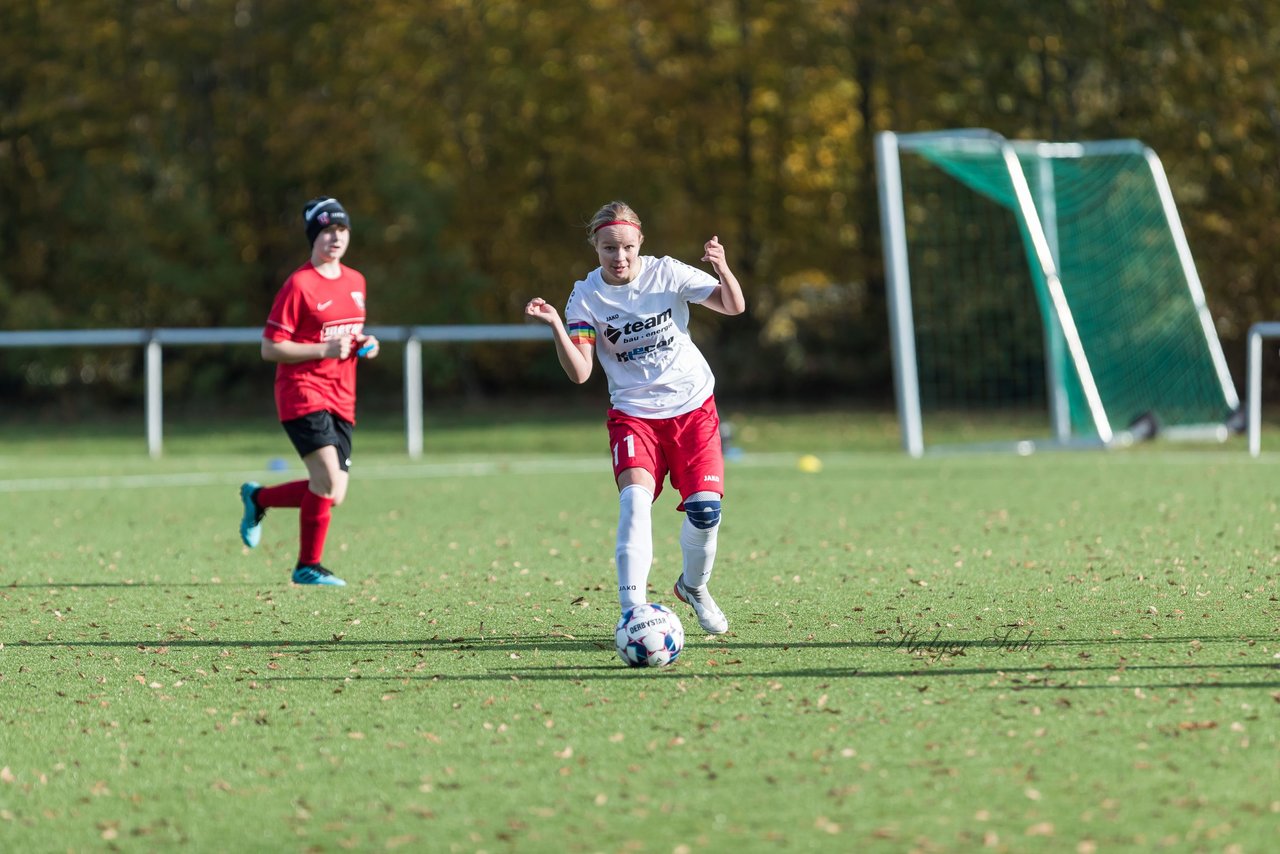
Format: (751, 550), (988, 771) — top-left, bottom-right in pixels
(613, 434), (635, 467)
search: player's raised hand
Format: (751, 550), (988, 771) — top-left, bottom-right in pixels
(702, 235), (729, 275)
(524, 297), (561, 326)
(698, 235), (745, 316)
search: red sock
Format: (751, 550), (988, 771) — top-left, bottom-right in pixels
(298, 490), (334, 567)
(254, 480), (309, 509)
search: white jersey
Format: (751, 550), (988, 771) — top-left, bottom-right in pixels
(565, 255), (720, 418)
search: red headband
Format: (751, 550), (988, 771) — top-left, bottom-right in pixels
(592, 219), (641, 234)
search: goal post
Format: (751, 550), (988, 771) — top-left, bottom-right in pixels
(875, 129), (1239, 456)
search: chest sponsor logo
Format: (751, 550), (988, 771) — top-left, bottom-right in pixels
(322, 322), (363, 341)
(604, 308), (673, 345)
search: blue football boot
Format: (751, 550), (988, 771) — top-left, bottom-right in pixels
(291, 564), (347, 586)
(239, 482), (265, 548)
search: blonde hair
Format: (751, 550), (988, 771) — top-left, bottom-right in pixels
(587, 201), (642, 244)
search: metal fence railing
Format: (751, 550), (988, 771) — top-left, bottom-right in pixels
(0, 325), (551, 458)
(1245, 321), (1280, 457)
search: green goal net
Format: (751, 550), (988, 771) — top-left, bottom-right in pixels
(875, 129), (1238, 455)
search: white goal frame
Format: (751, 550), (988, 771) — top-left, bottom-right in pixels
(875, 128), (1238, 457)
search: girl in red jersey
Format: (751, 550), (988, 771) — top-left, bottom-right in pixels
(524, 201), (746, 634)
(238, 197), (379, 586)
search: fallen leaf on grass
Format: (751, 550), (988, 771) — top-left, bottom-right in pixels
(385, 834), (417, 848)
(814, 816), (841, 834)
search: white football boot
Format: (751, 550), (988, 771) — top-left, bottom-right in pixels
(673, 576), (729, 635)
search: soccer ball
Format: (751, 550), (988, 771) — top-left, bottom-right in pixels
(615, 603), (684, 668)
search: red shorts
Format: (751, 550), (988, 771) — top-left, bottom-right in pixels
(606, 395), (724, 508)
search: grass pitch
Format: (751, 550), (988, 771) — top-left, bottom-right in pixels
(0, 411), (1277, 852)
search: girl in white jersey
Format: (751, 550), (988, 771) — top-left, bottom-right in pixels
(524, 201), (746, 634)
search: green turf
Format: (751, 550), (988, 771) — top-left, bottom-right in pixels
(1, 414), (1277, 852)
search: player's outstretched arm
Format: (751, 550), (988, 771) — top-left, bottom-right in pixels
(525, 297), (594, 384)
(698, 235), (746, 316)
(262, 336), (352, 363)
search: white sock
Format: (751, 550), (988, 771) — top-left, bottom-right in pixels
(615, 484), (653, 609)
(680, 491), (720, 589)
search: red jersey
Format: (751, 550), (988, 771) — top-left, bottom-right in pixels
(263, 261), (367, 423)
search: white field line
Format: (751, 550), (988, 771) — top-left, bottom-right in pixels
(0, 452), (809, 493)
(0, 449), (1264, 493)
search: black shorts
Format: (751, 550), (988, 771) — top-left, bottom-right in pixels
(281, 411), (354, 471)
